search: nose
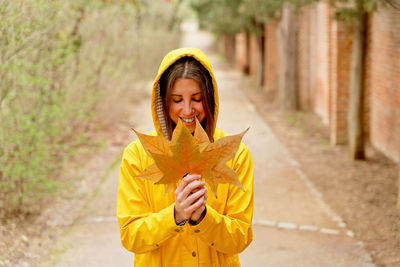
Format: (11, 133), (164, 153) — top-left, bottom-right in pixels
(182, 100), (193, 115)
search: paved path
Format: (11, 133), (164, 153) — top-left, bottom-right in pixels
(43, 21), (375, 267)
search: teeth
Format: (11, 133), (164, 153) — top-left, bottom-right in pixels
(181, 117), (195, 123)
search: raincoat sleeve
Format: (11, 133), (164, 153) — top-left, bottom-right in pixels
(117, 140), (180, 254)
(189, 142), (254, 254)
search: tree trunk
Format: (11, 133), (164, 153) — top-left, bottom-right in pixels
(230, 34), (236, 67)
(256, 23), (265, 86)
(244, 30), (250, 75)
(348, 3), (366, 160)
(398, 166), (400, 208)
(278, 3), (298, 110)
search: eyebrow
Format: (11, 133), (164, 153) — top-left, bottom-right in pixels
(171, 92), (202, 97)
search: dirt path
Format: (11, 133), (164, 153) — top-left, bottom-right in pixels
(42, 21), (375, 267)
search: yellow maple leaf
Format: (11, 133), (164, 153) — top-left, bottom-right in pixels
(132, 119), (248, 197)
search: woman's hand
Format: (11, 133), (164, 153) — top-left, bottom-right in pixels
(174, 174), (207, 224)
(189, 190), (207, 223)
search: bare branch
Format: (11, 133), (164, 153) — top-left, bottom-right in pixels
(0, 29), (48, 67)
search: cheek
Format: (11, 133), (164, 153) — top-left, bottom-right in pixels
(168, 104), (179, 120)
(197, 102), (205, 114)
(195, 103), (206, 120)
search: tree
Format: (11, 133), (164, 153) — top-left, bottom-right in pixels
(191, 0), (248, 64)
(330, 0), (399, 160)
(278, 3), (298, 109)
(190, 0), (400, 206)
(345, 0), (368, 160)
(329, 0), (400, 208)
(242, 0), (316, 107)
(239, 1), (271, 85)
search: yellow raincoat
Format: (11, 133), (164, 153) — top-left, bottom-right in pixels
(117, 48), (254, 266)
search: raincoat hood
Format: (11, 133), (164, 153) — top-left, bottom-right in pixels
(151, 47), (219, 138)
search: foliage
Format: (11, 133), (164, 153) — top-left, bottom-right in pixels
(133, 119), (247, 197)
(189, 0), (398, 39)
(189, 0), (318, 36)
(0, 0), (180, 215)
(190, 0), (249, 36)
(328, 0), (400, 23)
(241, 0), (317, 23)
(241, 0), (397, 24)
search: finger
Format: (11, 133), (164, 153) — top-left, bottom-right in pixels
(175, 181), (205, 210)
(175, 193), (203, 222)
(189, 186), (205, 195)
(176, 174), (201, 193)
(190, 204), (205, 222)
(184, 195), (206, 215)
(181, 180), (205, 197)
(181, 180), (205, 199)
(182, 173), (201, 186)
(184, 188), (207, 206)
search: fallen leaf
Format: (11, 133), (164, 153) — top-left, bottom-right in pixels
(132, 118), (248, 197)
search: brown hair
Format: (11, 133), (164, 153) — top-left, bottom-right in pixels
(159, 57), (215, 141)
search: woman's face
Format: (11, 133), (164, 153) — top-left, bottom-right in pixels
(168, 78), (206, 134)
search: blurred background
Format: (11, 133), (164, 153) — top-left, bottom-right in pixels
(1, 0), (399, 266)
(0, 0), (183, 215)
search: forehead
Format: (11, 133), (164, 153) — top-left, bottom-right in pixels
(171, 78), (201, 95)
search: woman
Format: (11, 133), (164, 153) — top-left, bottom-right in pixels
(117, 47), (254, 266)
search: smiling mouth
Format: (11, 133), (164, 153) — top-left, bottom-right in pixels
(180, 117), (196, 123)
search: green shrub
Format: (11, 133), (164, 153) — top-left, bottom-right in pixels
(0, 0), (180, 215)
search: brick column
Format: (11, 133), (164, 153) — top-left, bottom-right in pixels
(264, 21), (280, 93)
(249, 34), (259, 81)
(235, 32), (247, 72)
(330, 21), (352, 145)
(297, 7), (312, 110)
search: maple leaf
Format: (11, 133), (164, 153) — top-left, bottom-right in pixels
(132, 119), (248, 197)
(131, 129), (171, 157)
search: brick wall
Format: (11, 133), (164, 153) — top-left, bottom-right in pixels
(296, 2), (331, 125)
(367, 7), (400, 162)
(233, 2), (400, 162)
(297, 4), (400, 160)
